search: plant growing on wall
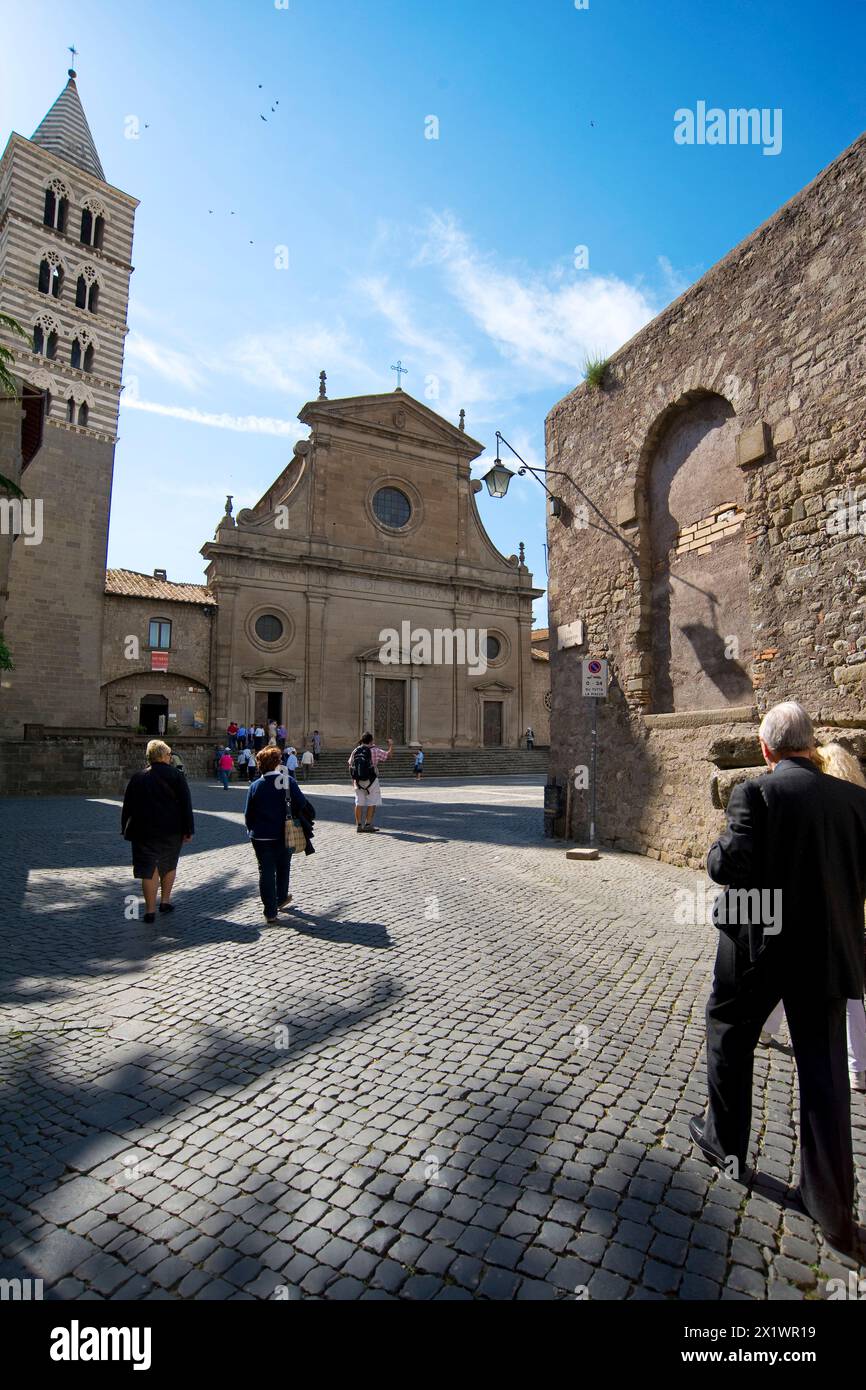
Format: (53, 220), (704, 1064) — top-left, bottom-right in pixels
(0, 635), (13, 670)
(583, 354), (610, 390)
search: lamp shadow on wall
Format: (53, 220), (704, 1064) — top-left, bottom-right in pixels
(679, 622), (754, 704)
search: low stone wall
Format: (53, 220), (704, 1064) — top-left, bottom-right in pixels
(554, 705), (866, 870)
(0, 730), (218, 798)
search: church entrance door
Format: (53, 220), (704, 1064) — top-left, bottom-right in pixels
(483, 701), (503, 747)
(374, 679), (405, 745)
(254, 691), (282, 726)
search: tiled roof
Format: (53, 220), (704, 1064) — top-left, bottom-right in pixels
(531, 628), (549, 640)
(105, 569), (216, 605)
(31, 74), (105, 182)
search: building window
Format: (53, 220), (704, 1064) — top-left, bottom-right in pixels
(79, 207), (105, 250)
(66, 398), (75, 424)
(33, 324), (58, 359)
(77, 402), (89, 428)
(43, 185), (68, 232)
(254, 614), (284, 643)
(70, 338), (95, 372)
(37, 258), (63, 299)
(75, 275), (99, 313)
(485, 636), (501, 662)
(149, 618), (172, 650)
(373, 486), (412, 529)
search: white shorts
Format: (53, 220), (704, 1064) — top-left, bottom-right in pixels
(354, 780), (382, 807)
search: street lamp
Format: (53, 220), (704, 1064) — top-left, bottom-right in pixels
(482, 431), (568, 519)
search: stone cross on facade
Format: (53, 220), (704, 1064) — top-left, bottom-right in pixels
(391, 360), (408, 391)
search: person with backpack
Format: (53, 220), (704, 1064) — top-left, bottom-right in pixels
(348, 731), (392, 833)
(237, 745), (257, 782)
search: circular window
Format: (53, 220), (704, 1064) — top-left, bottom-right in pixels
(373, 486), (411, 529)
(486, 636), (502, 661)
(255, 614), (284, 643)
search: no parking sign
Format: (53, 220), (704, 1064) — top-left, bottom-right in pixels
(581, 657), (608, 698)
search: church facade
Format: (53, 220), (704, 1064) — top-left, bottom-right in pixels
(0, 69), (137, 735)
(202, 385), (542, 748)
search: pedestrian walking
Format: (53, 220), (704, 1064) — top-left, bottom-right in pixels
(237, 724), (247, 750)
(227, 721), (239, 750)
(311, 730), (322, 762)
(237, 745), (257, 782)
(691, 702), (866, 1255)
(413, 745), (424, 780)
(121, 739), (194, 925)
(525, 726), (535, 750)
(284, 745), (299, 775)
(759, 741), (866, 1094)
(300, 748), (314, 781)
(277, 724), (286, 750)
(218, 748), (234, 790)
(253, 724), (265, 752)
(244, 746), (316, 923)
(349, 732), (392, 833)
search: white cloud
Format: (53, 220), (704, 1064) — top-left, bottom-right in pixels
(657, 255), (694, 300)
(218, 325), (373, 401)
(358, 275), (493, 412)
(125, 332), (204, 393)
(417, 212), (658, 384)
(121, 396), (303, 437)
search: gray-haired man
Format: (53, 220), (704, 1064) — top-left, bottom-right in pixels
(690, 701), (866, 1255)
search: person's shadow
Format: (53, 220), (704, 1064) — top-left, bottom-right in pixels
(277, 904), (393, 950)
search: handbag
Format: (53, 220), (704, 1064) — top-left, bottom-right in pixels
(285, 815), (306, 853)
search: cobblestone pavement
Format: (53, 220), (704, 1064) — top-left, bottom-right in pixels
(1, 775), (864, 1301)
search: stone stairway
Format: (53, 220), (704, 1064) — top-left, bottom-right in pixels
(305, 746), (549, 780)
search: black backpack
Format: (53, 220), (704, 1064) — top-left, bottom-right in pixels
(350, 744), (376, 785)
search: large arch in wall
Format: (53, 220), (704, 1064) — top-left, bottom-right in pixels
(634, 388), (754, 714)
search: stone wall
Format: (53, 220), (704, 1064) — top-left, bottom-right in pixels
(0, 730), (218, 798)
(546, 131), (866, 867)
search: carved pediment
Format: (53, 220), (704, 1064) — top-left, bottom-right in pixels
(241, 668), (298, 683)
(473, 680), (515, 694)
(299, 391), (483, 457)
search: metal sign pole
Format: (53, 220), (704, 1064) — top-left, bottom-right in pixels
(589, 696), (598, 847)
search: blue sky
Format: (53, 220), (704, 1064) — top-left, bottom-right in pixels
(2, 0), (864, 623)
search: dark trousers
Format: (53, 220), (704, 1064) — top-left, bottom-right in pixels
(252, 839), (292, 919)
(703, 928), (853, 1240)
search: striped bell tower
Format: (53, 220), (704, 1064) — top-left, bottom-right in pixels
(0, 66), (138, 733)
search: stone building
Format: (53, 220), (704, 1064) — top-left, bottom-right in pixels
(202, 384), (542, 748)
(102, 569), (216, 734)
(528, 627), (551, 745)
(0, 69), (137, 735)
(546, 131), (866, 867)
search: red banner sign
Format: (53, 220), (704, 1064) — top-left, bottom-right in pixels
(151, 652), (169, 671)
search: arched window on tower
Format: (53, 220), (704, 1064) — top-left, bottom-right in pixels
(66, 398), (75, 424)
(79, 206), (106, 250)
(33, 320), (58, 359)
(75, 273), (99, 314)
(77, 402), (89, 428)
(37, 257), (64, 299)
(71, 338), (81, 370)
(43, 182), (68, 233)
(83, 343), (94, 372)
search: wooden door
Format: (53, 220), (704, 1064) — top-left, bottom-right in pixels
(374, 679), (406, 744)
(483, 700), (503, 747)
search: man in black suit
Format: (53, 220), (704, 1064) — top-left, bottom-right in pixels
(690, 702), (866, 1253)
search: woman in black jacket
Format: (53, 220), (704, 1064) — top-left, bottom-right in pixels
(121, 740), (195, 924)
(244, 745), (315, 923)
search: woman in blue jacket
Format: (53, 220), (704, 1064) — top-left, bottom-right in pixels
(244, 745), (315, 922)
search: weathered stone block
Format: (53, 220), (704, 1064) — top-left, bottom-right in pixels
(736, 421), (770, 467)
